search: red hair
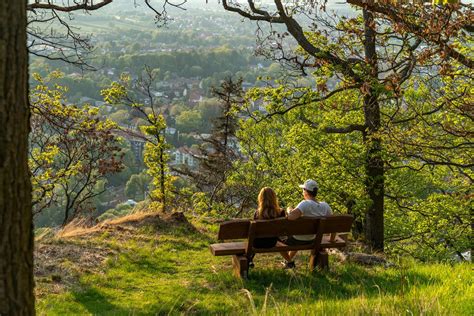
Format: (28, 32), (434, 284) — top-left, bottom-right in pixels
(257, 187), (281, 219)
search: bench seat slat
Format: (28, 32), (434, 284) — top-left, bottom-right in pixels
(210, 242), (246, 256)
(210, 235), (347, 256)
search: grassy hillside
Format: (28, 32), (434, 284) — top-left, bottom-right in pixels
(35, 212), (473, 315)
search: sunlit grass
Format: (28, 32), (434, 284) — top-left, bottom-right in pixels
(35, 217), (473, 315)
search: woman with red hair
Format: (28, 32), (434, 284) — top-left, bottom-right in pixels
(249, 187), (286, 268)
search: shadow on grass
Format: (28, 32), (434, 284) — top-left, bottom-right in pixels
(159, 238), (211, 252)
(243, 263), (440, 300)
(72, 285), (129, 315)
(72, 284), (190, 315)
(72, 280), (234, 315)
(116, 251), (179, 275)
(203, 260), (441, 302)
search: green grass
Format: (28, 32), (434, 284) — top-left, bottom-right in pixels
(36, 216), (473, 315)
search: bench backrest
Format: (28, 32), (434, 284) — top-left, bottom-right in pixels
(217, 214), (354, 241)
(246, 218), (323, 255)
(217, 219), (250, 240)
(251, 217), (320, 238)
(320, 215), (353, 234)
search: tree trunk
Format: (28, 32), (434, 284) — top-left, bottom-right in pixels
(364, 127), (385, 251)
(0, 0), (35, 314)
(363, 9), (385, 252)
(159, 139), (166, 212)
(63, 194), (71, 226)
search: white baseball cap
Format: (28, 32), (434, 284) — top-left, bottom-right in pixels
(299, 179), (318, 191)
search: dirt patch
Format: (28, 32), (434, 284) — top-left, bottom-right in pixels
(35, 211), (199, 295)
(34, 241), (115, 297)
(35, 243), (113, 275)
(328, 241), (395, 267)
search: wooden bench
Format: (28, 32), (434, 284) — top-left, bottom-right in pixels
(209, 215), (353, 278)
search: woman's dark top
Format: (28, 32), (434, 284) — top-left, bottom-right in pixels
(252, 209), (285, 248)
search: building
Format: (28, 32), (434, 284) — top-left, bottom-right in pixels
(171, 146), (198, 167)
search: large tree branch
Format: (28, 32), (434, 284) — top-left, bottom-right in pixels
(301, 116), (367, 134)
(324, 124), (367, 134)
(221, 0), (283, 23)
(28, 0), (113, 12)
(255, 84), (361, 122)
(273, 0), (362, 81)
(407, 153), (474, 169)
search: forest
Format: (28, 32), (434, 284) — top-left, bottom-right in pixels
(0, 0), (472, 314)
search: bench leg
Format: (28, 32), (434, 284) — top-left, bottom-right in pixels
(232, 255), (249, 279)
(309, 250), (329, 272)
(309, 252), (317, 272)
(318, 250), (329, 270)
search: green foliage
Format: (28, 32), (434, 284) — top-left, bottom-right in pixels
(175, 109), (202, 133)
(101, 71), (175, 212)
(97, 203), (134, 222)
(197, 98), (221, 125)
(143, 139), (174, 206)
(30, 72), (124, 225)
(125, 172), (151, 201)
(234, 90), (366, 211)
(232, 76), (471, 260)
(218, 0), (472, 253)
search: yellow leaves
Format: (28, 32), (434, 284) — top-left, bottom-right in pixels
(141, 125), (157, 136)
(32, 72), (44, 83)
(432, 0), (459, 4)
(29, 145), (59, 167)
(147, 113), (155, 122)
(119, 72), (131, 83)
(101, 80), (128, 105)
(102, 119), (118, 130)
(87, 107), (99, 116)
(48, 70), (64, 80)
(303, 31), (329, 51)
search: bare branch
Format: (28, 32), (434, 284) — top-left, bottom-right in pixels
(28, 0), (113, 12)
(222, 0), (284, 23)
(255, 84), (361, 122)
(347, 0), (474, 69)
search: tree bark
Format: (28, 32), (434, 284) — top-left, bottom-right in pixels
(362, 9), (385, 252)
(63, 193), (71, 226)
(0, 0), (34, 314)
(159, 136), (166, 213)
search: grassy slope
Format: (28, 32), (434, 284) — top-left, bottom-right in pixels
(35, 213), (473, 315)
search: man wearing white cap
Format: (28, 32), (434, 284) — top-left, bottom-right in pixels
(281, 179), (332, 268)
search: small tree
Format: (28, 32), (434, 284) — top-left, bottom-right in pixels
(30, 72), (124, 225)
(102, 69), (174, 212)
(175, 78), (252, 215)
